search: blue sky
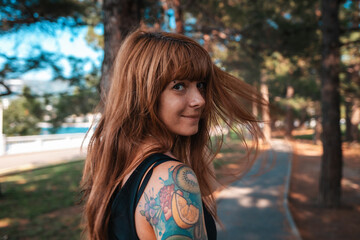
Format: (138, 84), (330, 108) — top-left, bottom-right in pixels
(0, 23), (103, 93)
(0, 8), (179, 95)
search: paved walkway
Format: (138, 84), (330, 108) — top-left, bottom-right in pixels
(0, 139), (301, 239)
(216, 139), (301, 240)
(0, 148), (86, 175)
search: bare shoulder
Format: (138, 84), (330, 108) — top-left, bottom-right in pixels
(135, 160), (208, 240)
(152, 161), (201, 194)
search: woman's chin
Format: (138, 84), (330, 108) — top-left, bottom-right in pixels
(176, 128), (199, 137)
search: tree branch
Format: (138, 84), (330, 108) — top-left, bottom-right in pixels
(0, 81), (12, 97)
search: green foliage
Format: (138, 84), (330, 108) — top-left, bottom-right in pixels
(1, 0), (359, 137)
(0, 0), (99, 32)
(3, 87), (44, 136)
(47, 70), (100, 132)
(85, 26), (104, 50)
(0, 0), (102, 92)
(49, 87), (99, 132)
(186, 0), (322, 127)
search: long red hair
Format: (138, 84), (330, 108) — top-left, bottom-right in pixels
(81, 30), (266, 239)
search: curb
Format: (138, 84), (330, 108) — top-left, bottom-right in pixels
(281, 139), (302, 240)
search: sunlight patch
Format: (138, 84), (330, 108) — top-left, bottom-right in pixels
(217, 186), (253, 199)
(0, 218), (11, 228)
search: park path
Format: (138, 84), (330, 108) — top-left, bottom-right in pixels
(0, 148), (86, 175)
(216, 139), (301, 240)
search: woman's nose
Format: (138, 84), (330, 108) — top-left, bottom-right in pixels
(189, 85), (205, 108)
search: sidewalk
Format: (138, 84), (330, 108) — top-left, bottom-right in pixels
(216, 139), (301, 240)
(0, 148), (86, 176)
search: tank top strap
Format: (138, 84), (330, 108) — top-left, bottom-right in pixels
(108, 153), (217, 239)
(128, 153), (174, 185)
(111, 153), (178, 212)
(135, 157), (180, 205)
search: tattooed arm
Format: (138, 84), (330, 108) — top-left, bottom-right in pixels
(135, 161), (208, 240)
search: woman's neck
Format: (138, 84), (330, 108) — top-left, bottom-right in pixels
(120, 136), (176, 188)
(134, 136), (174, 161)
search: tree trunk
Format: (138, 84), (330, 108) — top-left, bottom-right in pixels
(260, 69), (271, 142)
(319, 0), (343, 208)
(344, 69), (357, 142)
(351, 101), (360, 142)
(173, 0), (184, 34)
(345, 97), (353, 142)
(314, 116), (322, 145)
(285, 85), (294, 138)
(101, 0), (143, 100)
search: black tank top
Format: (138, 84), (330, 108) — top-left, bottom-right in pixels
(108, 153), (217, 239)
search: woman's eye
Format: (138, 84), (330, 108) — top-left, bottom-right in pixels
(197, 82), (207, 90)
(173, 83), (185, 91)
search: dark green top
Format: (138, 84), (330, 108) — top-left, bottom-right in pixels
(108, 153), (217, 240)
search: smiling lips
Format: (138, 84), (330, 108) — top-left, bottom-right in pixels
(181, 115), (200, 119)
(181, 115), (201, 120)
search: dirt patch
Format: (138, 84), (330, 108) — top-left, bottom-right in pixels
(289, 139), (360, 240)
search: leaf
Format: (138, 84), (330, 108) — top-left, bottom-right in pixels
(144, 193), (149, 203)
(153, 205), (160, 210)
(140, 210), (145, 216)
(156, 208), (162, 218)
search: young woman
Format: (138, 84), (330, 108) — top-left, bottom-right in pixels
(81, 30), (265, 240)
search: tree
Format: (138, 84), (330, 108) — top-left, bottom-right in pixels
(48, 71), (100, 132)
(100, 0), (143, 97)
(160, 0), (184, 34)
(3, 86), (44, 136)
(319, 0), (343, 207)
(340, 0), (360, 143)
(0, 0), (101, 94)
(184, 0), (319, 139)
(0, 0), (104, 133)
(100, 0), (183, 97)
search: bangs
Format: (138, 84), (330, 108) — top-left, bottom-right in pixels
(158, 41), (213, 88)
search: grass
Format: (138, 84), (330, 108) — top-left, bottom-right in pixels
(0, 160), (84, 240)
(294, 134), (313, 140)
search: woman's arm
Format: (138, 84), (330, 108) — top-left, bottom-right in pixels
(136, 161), (208, 240)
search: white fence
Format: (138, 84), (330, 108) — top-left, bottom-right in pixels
(0, 132), (92, 156)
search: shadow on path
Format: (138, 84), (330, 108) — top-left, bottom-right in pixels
(216, 139), (301, 240)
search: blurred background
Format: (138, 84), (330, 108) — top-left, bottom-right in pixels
(0, 0), (359, 239)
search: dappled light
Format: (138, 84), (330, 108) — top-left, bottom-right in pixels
(0, 161), (84, 238)
(0, 218), (11, 228)
(289, 139), (360, 240)
(255, 198), (272, 208)
(297, 174), (317, 185)
(216, 139), (297, 239)
(290, 192), (309, 203)
(342, 179), (360, 190)
(24, 184), (38, 192)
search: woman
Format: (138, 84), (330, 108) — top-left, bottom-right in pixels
(81, 30), (265, 240)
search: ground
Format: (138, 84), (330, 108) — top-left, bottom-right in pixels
(214, 130), (360, 240)
(0, 133), (359, 239)
(288, 131), (360, 240)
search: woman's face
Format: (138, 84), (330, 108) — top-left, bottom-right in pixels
(158, 80), (206, 136)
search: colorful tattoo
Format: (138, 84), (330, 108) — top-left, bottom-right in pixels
(140, 164), (207, 240)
